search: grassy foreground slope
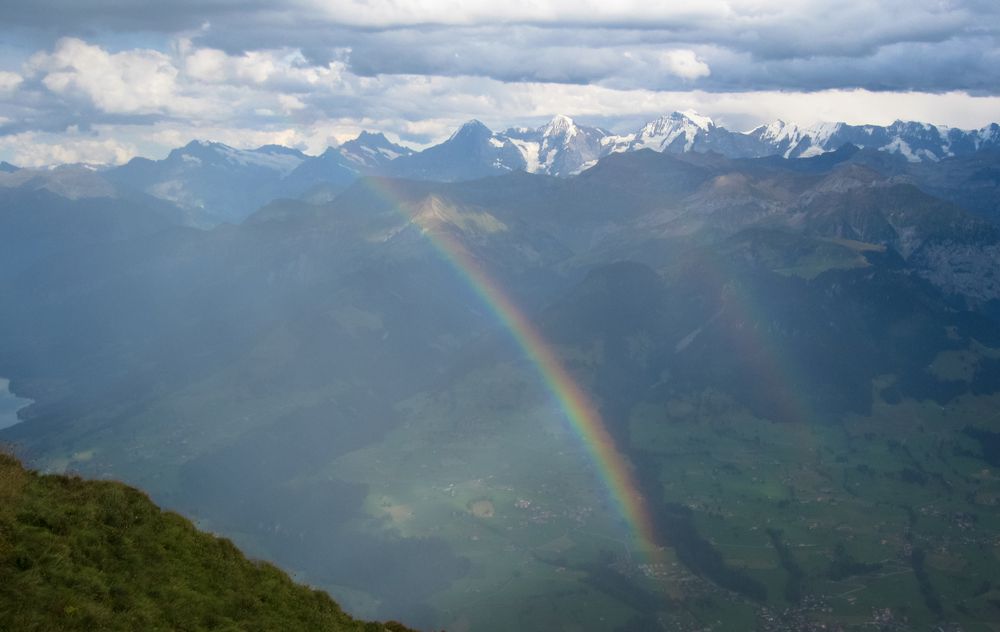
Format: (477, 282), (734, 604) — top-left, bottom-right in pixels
(0, 453), (416, 632)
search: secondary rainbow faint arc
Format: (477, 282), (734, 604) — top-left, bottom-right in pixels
(357, 177), (662, 560)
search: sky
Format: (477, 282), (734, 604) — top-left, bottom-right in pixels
(0, 0), (998, 166)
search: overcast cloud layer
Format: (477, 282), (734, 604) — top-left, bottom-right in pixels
(1, 0), (998, 166)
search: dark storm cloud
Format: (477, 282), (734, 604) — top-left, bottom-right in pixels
(1, 0), (276, 32)
(335, 24), (1000, 94)
(688, 37), (1000, 94)
(2, 1), (998, 94)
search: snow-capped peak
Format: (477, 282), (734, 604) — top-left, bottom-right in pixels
(620, 111), (715, 153)
(542, 114), (578, 139)
(978, 123), (1000, 146)
(751, 120), (793, 140)
(492, 114), (611, 176)
(677, 110), (714, 130)
(170, 140), (304, 174)
(337, 131), (413, 169)
(449, 119), (492, 140)
(348, 131), (392, 147)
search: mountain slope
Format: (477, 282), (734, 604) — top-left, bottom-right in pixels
(281, 132), (415, 202)
(0, 184), (185, 283)
(839, 148), (1000, 224)
(108, 141), (308, 225)
(502, 115), (612, 176)
(388, 120), (527, 181)
(0, 452), (416, 632)
(337, 132), (414, 171)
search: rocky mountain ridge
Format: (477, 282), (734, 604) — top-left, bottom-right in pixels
(104, 112), (1000, 222)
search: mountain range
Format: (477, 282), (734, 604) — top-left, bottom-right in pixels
(5, 112), (998, 226)
(385, 111), (1000, 180)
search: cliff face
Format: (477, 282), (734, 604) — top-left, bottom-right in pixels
(0, 453), (417, 632)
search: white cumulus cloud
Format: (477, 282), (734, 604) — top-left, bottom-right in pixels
(180, 41), (344, 89)
(658, 50), (711, 80)
(26, 38), (206, 116)
(0, 132), (137, 167)
(0, 71), (23, 93)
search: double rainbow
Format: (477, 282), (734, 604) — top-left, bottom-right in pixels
(356, 177), (662, 560)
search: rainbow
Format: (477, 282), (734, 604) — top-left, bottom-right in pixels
(692, 255), (817, 428)
(355, 177), (663, 560)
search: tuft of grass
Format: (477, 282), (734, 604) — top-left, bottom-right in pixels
(0, 451), (419, 632)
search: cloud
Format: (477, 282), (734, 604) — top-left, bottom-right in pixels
(25, 38), (201, 115)
(324, 16), (995, 93)
(342, 31), (718, 87)
(277, 94), (307, 113)
(7, 1), (995, 60)
(4, 2), (997, 89)
(182, 47), (230, 83)
(1, 0), (271, 32)
(183, 45), (287, 85)
(0, 131), (136, 166)
(1, 3), (996, 106)
(657, 50), (710, 80)
(0, 71), (23, 93)
(0, 3), (998, 165)
(178, 41), (346, 90)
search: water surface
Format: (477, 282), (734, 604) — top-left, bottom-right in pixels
(0, 377), (33, 430)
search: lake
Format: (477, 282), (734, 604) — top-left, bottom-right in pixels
(0, 377), (33, 430)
